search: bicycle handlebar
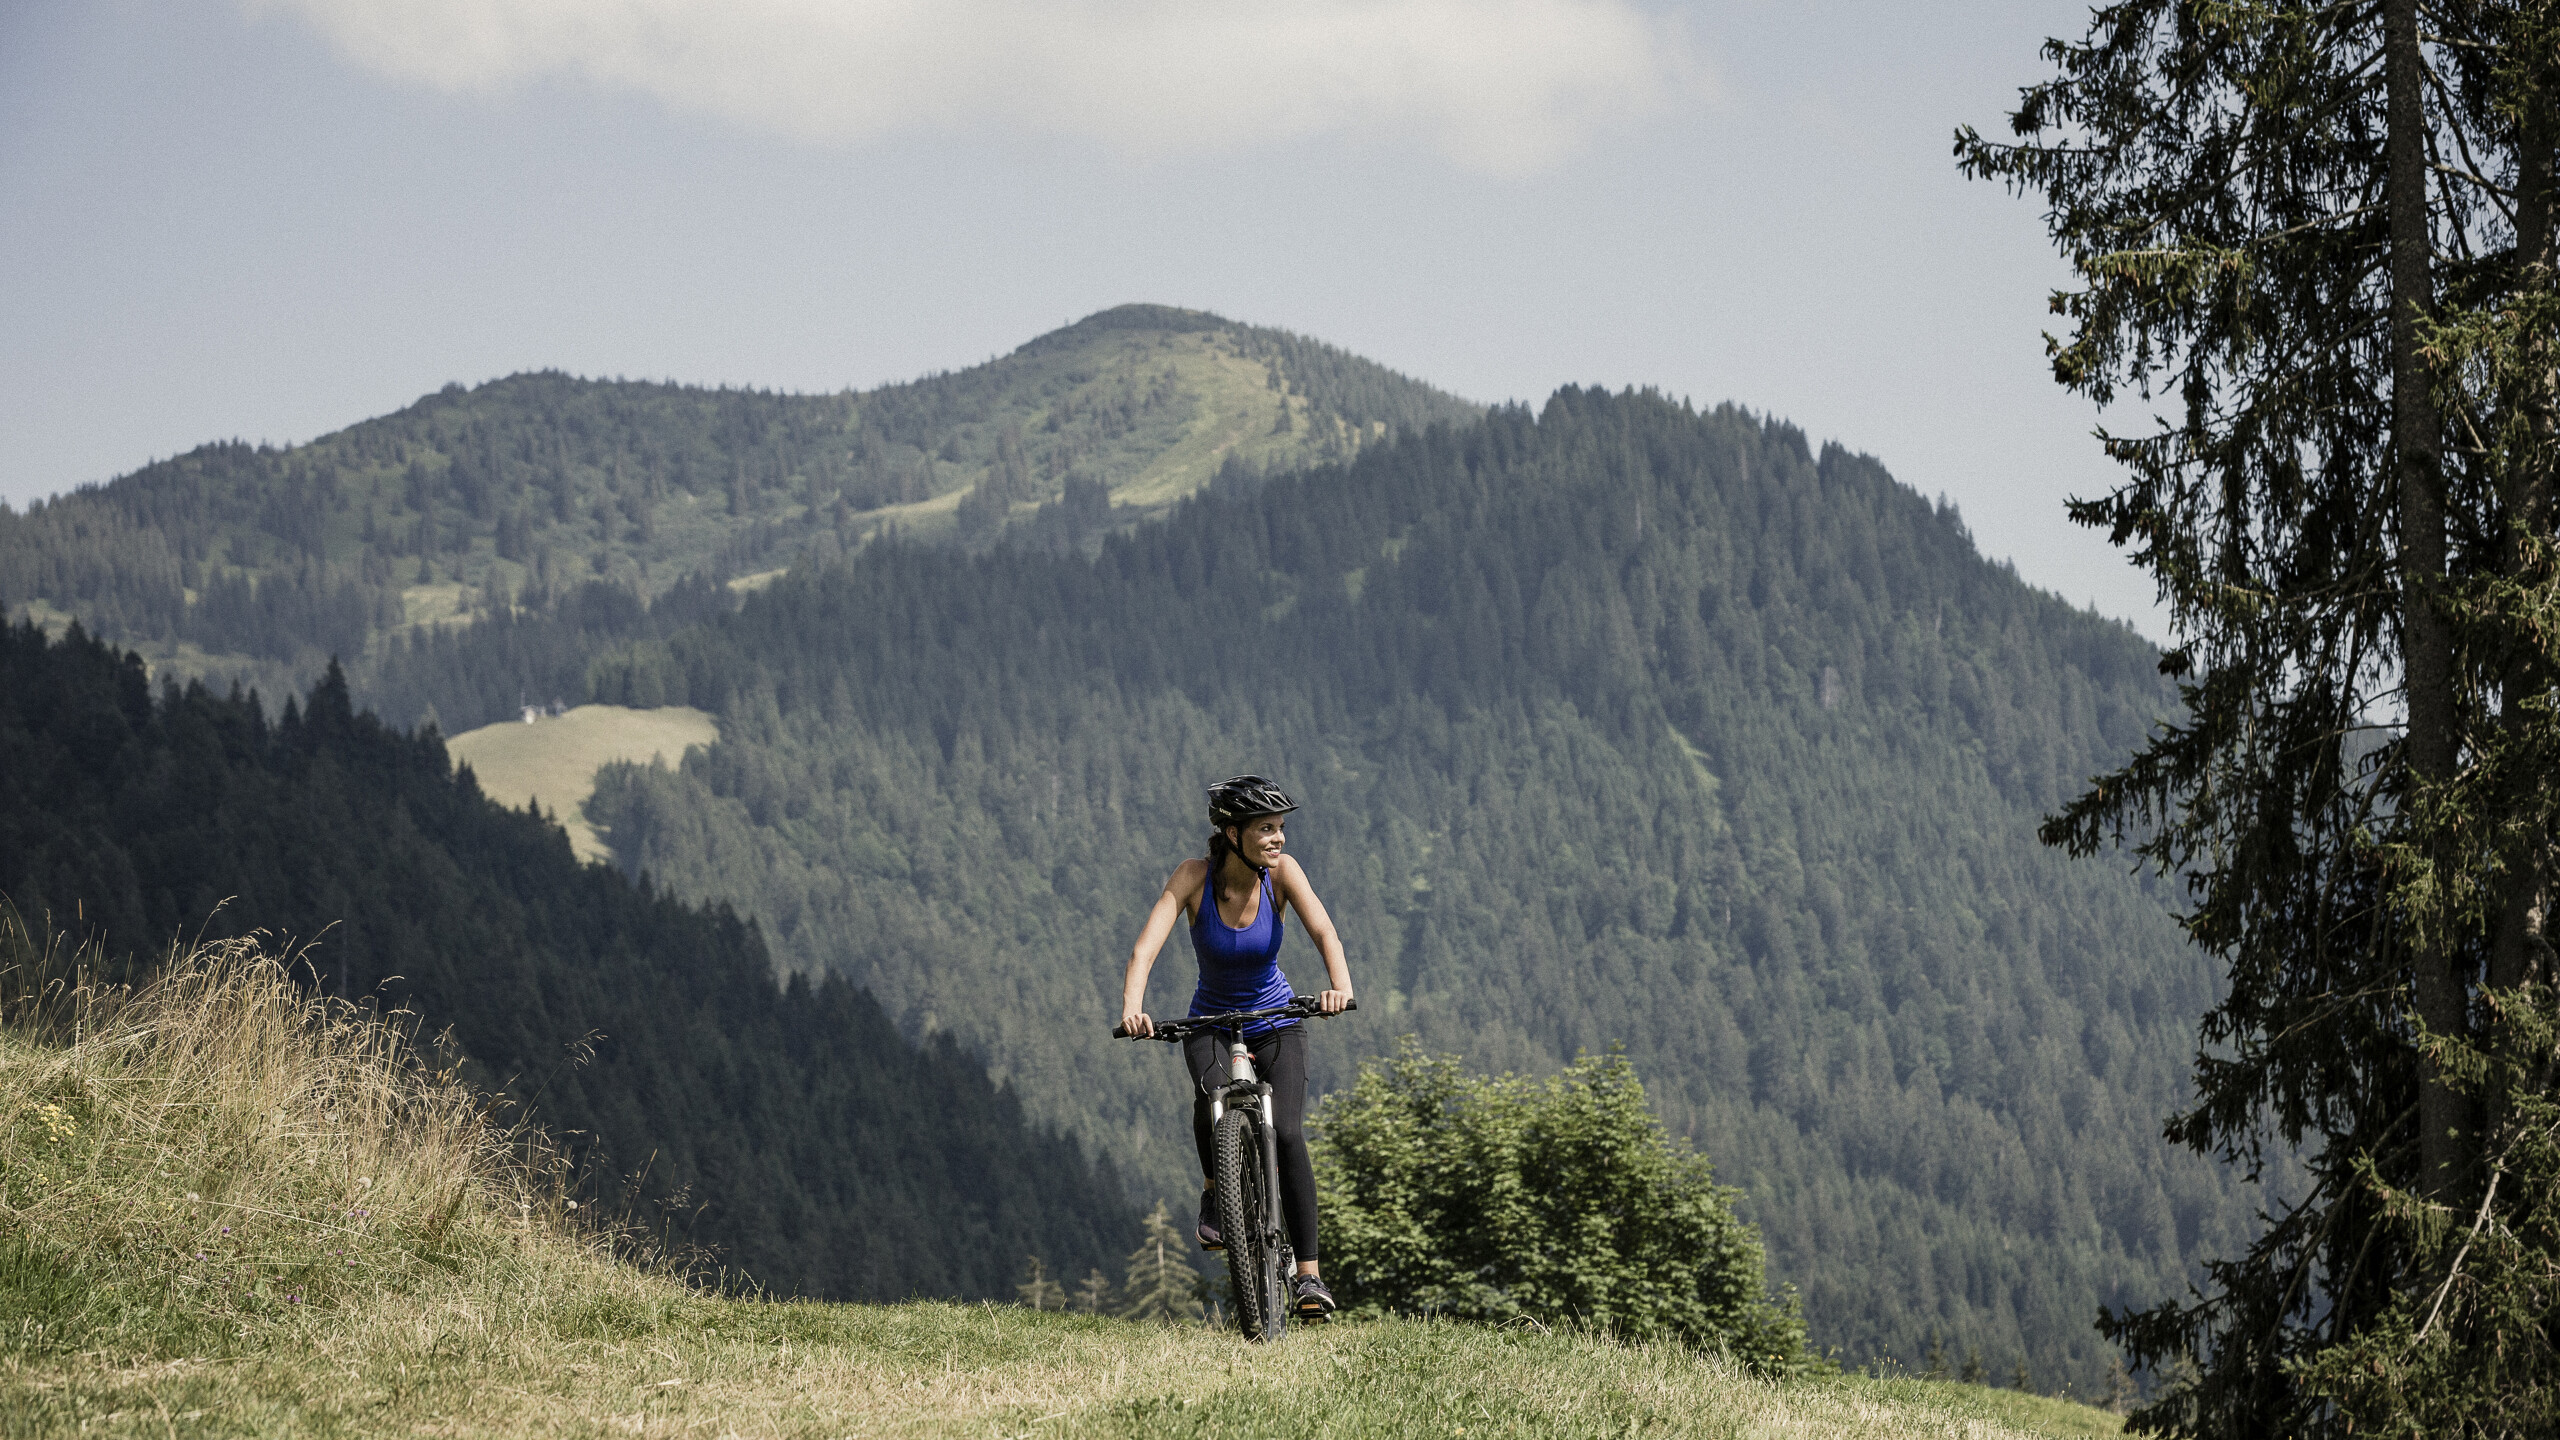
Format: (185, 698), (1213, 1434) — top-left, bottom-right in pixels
(1113, 993), (1356, 1041)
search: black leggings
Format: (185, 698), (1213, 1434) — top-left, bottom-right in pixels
(1184, 1023), (1318, 1263)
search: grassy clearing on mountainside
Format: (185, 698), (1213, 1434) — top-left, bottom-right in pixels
(1099, 331), (1354, 510)
(399, 582), (474, 630)
(854, 327), (1388, 543)
(0, 939), (2118, 1438)
(447, 704), (718, 863)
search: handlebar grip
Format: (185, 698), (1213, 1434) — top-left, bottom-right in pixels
(1113, 1021), (1137, 1038)
(1342, 996), (1358, 1012)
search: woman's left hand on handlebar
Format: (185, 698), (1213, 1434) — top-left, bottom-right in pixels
(1317, 989), (1353, 1015)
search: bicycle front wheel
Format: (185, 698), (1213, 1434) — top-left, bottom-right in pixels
(1213, 1106), (1286, 1342)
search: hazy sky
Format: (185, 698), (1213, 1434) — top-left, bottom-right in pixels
(0, 1), (2165, 631)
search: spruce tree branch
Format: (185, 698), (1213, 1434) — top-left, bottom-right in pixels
(2242, 204), (2389, 247)
(2422, 61), (2518, 227)
(2281, 1172), (2361, 1339)
(2259, 982), (2407, 1055)
(2415, 1160), (2502, 1340)
(2414, 30), (2492, 53)
(2432, 162), (2517, 203)
(2330, 1188), (2393, 1342)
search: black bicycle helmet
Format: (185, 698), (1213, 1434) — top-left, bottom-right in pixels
(1206, 774), (1297, 829)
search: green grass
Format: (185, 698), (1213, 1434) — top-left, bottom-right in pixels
(0, 938), (2122, 1438)
(446, 704), (719, 862)
(6, 1301), (2126, 1438)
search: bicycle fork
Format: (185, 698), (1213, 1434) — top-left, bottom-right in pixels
(1205, 1036), (1295, 1273)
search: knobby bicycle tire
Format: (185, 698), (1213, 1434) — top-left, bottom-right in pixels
(1213, 1107), (1285, 1341)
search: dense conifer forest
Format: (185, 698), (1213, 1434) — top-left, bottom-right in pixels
(0, 619), (1135, 1301)
(564, 389), (2242, 1391)
(0, 310), (2259, 1393)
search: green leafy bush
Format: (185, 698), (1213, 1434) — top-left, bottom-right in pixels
(1312, 1040), (1815, 1375)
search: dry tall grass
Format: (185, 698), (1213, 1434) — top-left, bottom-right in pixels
(0, 927), (2118, 1437)
(0, 925), (576, 1357)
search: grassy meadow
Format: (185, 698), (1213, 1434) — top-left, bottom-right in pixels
(446, 705), (719, 863)
(0, 939), (2120, 1438)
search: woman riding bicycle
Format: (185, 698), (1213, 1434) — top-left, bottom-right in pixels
(1119, 774), (1354, 1320)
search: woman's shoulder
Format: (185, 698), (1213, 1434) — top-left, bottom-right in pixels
(1164, 857), (1209, 918)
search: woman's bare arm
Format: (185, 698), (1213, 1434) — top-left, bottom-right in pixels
(1120, 858), (1206, 1037)
(1273, 854), (1354, 1013)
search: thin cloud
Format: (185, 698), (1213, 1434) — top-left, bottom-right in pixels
(254, 0), (1707, 173)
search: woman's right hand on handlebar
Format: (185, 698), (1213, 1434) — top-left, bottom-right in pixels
(1119, 1010), (1154, 1039)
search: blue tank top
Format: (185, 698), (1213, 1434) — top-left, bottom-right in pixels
(1189, 865), (1296, 1036)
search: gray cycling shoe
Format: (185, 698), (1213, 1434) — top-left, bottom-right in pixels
(1292, 1274), (1336, 1320)
(1197, 1187), (1223, 1251)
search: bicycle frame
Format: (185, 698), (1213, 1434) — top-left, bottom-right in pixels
(1112, 994), (1355, 1339)
(1203, 1033), (1290, 1291)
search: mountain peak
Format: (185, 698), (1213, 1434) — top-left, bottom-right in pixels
(1014, 303), (1231, 356)
(0, 309), (1479, 700)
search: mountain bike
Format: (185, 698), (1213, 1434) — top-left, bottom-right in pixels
(1114, 994), (1355, 1342)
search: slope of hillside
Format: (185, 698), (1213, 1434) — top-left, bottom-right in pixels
(0, 304), (1479, 720)
(0, 618), (1134, 1300)
(0, 947), (2119, 1437)
(580, 390), (2226, 1393)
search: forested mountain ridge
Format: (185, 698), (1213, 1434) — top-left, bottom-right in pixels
(578, 389), (2233, 1391)
(3, 304), (2236, 1392)
(0, 304), (1476, 720)
(0, 618), (1137, 1301)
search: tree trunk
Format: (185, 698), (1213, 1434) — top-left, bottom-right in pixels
(2385, 0), (2465, 1200)
(2492, 58), (2559, 998)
